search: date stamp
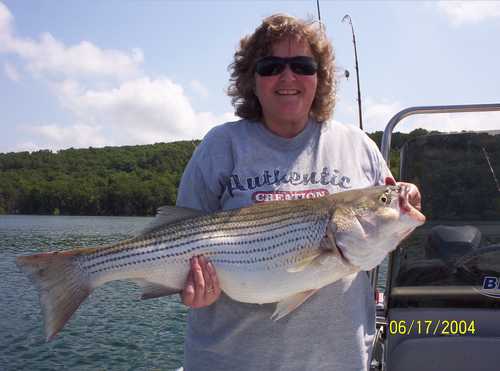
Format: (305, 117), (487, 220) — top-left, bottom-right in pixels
(388, 320), (476, 336)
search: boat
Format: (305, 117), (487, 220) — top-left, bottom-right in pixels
(369, 103), (500, 371)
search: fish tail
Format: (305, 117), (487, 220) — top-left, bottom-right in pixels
(16, 249), (93, 341)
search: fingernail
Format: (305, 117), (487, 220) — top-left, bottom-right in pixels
(207, 262), (214, 273)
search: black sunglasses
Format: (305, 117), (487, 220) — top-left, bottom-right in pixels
(255, 56), (318, 77)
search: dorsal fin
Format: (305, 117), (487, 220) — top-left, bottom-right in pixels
(138, 206), (206, 236)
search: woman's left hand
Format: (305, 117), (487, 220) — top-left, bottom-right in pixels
(385, 177), (422, 211)
(181, 255), (221, 308)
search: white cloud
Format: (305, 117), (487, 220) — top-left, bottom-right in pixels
(0, 2), (13, 49)
(22, 34), (143, 80)
(23, 123), (108, 149)
(189, 79), (209, 98)
(61, 77), (234, 142)
(436, 1), (500, 26)
(18, 77), (236, 150)
(14, 141), (43, 153)
(362, 98), (403, 133)
(401, 111), (500, 133)
(334, 96), (403, 133)
(0, 1), (236, 152)
(0, 2), (142, 80)
(4, 61), (19, 81)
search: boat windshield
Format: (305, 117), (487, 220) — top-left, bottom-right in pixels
(389, 131), (500, 307)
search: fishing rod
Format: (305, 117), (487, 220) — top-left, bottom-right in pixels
(316, 0), (322, 30)
(342, 14), (363, 131)
(315, 1), (364, 131)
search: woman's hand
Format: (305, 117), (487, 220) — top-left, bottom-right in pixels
(385, 177), (422, 211)
(181, 255), (221, 308)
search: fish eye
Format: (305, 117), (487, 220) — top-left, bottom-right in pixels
(379, 194), (390, 204)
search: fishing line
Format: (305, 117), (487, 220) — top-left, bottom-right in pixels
(481, 146), (500, 193)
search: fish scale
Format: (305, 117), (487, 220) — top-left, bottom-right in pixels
(16, 185), (426, 340)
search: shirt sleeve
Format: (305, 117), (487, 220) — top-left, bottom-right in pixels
(176, 125), (234, 212)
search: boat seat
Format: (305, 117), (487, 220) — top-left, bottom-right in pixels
(386, 308), (500, 371)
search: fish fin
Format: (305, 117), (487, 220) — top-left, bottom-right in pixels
(314, 250), (349, 266)
(138, 206), (206, 236)
(319, 223), (337, 251)
(286, 240), (341, 273)
(136, 280), (181, 300)
(271, 289), (318, 321)
(16, 250), (92, 341)
(286, 252), (321, 273)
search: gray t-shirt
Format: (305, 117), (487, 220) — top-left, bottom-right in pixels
(176, 119), (391, 371)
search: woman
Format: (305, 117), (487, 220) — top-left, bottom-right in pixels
(176, 14), (420, 370)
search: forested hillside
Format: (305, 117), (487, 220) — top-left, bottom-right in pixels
(0, 141), (199, 215)
(0, 129), (432, 216)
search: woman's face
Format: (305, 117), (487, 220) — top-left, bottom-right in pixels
(254, 37), (318, 132)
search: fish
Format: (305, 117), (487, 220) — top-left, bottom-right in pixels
(16, 184), (425, 340)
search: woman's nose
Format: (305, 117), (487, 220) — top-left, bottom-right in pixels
(278, 64), (297, 81)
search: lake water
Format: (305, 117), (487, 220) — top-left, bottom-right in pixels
(0, 215), (186, 371)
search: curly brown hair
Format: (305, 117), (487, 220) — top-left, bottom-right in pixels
(227, 14), (336, 123)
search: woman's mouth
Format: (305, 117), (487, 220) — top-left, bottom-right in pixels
(275, 89), (300, 95)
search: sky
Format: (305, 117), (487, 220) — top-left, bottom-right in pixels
(0, 0), (499, 153)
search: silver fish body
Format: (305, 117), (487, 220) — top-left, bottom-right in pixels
(16, 185), (425, 340)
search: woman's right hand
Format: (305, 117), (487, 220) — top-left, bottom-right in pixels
(181, 255), (221, 308)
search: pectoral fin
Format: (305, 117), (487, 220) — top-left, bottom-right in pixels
(271, 289), (318, 321)
(287, 249), (344, 273)
(315, 250), (343, 265)
(135, 279), (180, 300)
(286, 252), (321, 273)
(320, 223), (337, 250)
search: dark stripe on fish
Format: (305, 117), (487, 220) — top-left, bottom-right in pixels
(86, 225), (322, 274)
(85, 223), (323, 274)
(86, 208), (327, 261)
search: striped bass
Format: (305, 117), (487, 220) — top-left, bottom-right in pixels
(16, 185), (425, 340)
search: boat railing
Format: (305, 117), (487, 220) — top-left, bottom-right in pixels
(371, 102), (500, 302)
